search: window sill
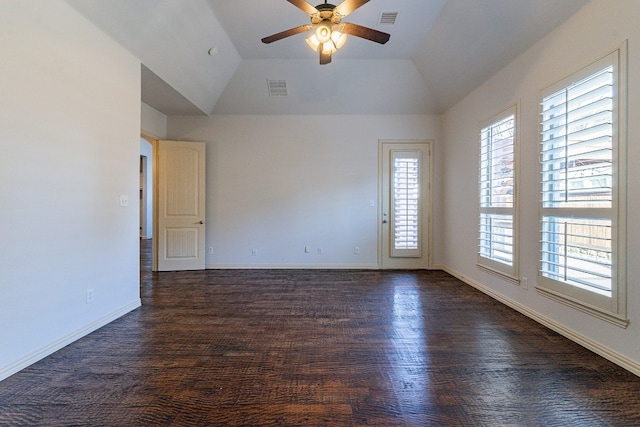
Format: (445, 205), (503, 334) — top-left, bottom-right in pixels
(535, 285), (629, 328)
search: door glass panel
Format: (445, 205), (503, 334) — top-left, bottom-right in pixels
(391, 151), (421, 257)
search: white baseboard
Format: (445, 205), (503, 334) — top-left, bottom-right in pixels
(441, 265), (640, 377)
(0, 299), (141, 382)
(205, 263), (380, 270)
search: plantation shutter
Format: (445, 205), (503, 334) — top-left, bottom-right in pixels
(477, 106), (517, 280)
(540, 61), (614, 295)
(391, 151), (421, 257)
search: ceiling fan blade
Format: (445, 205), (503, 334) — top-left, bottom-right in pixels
(261, 24), (313, 44)
(287, 0), (319, 15)
(319, 45), (332, 65)
(341, 22), (390, 44)
(335, 0), (370, 17)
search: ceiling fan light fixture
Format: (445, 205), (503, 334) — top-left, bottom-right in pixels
(315, 20), (332, 43)
(306, 34), (321, 51)
(331, 29), (347, 49)
(321, 41), (337, 55)
(307, 27), (346, 53)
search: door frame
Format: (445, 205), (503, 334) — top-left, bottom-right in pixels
(378, 139), (434, 270)
(141, 133), (159, 271)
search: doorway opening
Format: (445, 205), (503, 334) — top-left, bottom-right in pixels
(140, 135), (154, 274)
(139, 137), (153, 240)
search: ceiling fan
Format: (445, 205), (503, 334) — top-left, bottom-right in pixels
(261, 0), (391, 65)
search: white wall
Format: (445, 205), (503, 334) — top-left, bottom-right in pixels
(441, 0), (640, 373)
(140, 102), (165, 240)
(0, 0), (141, 380)
(168, 114), (443, 268)
(141, 102), (167, 139)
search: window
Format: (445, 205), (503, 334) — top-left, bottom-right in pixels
(478, 106), (518, 280)
(391, 151), (421, 257)
(538, 47), (627, 326)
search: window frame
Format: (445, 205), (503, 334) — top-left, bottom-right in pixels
(477, 105), (519, 282)
(536, 45), (628, 327)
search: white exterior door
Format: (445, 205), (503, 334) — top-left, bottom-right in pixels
(379, 141), (431, 269)
(156, 140), (206, 271)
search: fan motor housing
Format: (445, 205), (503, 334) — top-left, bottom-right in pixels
(316, 3), (336, 11)
(312, 3), (342, 24)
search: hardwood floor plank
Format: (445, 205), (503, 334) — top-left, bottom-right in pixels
(0, 240), (639, 425)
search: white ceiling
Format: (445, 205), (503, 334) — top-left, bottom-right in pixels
(66, 0), (591, 116)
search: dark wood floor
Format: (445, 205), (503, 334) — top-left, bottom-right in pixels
(1, 241), (640, 426)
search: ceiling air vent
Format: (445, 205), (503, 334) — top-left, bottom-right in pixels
(378, 12), (398, 26)
(267, 79), (288, 97)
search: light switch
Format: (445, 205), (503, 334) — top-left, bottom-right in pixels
(119, 195), (128, 207)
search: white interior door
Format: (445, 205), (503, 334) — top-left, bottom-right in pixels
(379, 141), (431, 269)
(155, 140), (206, 271)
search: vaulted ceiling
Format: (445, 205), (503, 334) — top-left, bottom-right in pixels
(65, 0), (591, 116)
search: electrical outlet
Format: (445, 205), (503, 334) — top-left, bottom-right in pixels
(522, 277), (528, 290)
(208, 247), (214, 254)
(317, 247), (323, 255)
(86, 289), (95, 304)
(354, 247), (360, 255)
(304, 245), (310, 253)
(251, 249), (257, 256)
